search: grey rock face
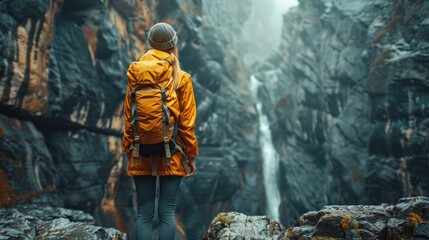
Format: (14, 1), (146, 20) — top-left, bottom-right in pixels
(41, 129), (122, 214)
(0, 204), (126, 239)
(254, 0), (429, 226)
(48, 2), (130, 129)
(0, 115), (60, 205)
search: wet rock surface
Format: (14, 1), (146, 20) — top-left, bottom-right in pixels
(206, 197), (429, 240)
(0, 204), (126, 239)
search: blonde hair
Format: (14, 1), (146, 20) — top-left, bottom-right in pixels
(169, 47), (181, 90)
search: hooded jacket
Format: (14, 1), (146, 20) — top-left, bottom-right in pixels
(122, 49), (199, 176)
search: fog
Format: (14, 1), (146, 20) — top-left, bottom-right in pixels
(241, 0), (298, 66)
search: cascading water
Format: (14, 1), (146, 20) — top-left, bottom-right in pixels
(250, 75), (281, 221)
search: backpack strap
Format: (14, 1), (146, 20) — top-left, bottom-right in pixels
(151, 156), (157, 176)
(131, 88), (141, 166)
(161, 87), (172, 166)
(171, 138), (189, 174)
(162, 57), (173, 66)
(170, 123), (190, 174)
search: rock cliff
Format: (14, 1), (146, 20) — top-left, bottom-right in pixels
(254, 0), (429, 226)
(1, 0), (156, 236)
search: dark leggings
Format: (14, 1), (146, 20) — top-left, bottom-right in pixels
(133, 176), (182, 240)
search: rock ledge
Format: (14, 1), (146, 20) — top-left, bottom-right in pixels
(205, 197), (429, 240)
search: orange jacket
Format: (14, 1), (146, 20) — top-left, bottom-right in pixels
(122, 49), (199, 176)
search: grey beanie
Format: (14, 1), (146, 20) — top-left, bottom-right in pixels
(148, 23), (178, 51)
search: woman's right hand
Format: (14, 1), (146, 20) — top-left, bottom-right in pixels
(185, 157), (196, 177)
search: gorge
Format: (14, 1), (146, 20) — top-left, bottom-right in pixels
(1, 0), (429, 239)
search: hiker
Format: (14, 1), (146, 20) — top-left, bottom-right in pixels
(122, 22), (198, 240)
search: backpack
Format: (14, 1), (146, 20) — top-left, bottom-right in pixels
(128, 58), (183, 167)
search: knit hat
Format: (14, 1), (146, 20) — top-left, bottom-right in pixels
(148, 23), (178, 51)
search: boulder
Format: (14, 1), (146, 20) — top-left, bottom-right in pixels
(204, 212), (284, 240)
(0, 204), (126, 239)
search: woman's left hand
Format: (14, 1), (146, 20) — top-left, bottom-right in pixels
(185, 157), (196, 177)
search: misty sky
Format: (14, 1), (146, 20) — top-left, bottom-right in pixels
(275, 0), (299, 11)
(273, 0), (299, 42)
(240, 0), (299, 65)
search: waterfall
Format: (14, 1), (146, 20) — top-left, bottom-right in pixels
(250, 75), (281, 221)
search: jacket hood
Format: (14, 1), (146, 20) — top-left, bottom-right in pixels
(139, 49), (172, 62)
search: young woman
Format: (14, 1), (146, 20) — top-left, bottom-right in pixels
(122, 22), (198, 240)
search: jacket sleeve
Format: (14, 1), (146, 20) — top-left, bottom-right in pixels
(122, 66), (135, 152)
(176, 73), (199, 157)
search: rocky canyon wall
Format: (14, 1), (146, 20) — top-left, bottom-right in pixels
(4, 0), (426, 238)
(1, 0), (156, 236)
(254, 0), (429, 226)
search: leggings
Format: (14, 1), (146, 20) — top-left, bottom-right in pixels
(133, 176), (182, 240)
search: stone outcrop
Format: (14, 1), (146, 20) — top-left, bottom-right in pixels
(0, 204), (126, 239)
(285, 196), (429, 240)
(254, 0), (429, 226)
(206, 197), (429, 240)
(204, 212), (284, 240)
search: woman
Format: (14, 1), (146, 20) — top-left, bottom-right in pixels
(122, 22), (198, 240)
